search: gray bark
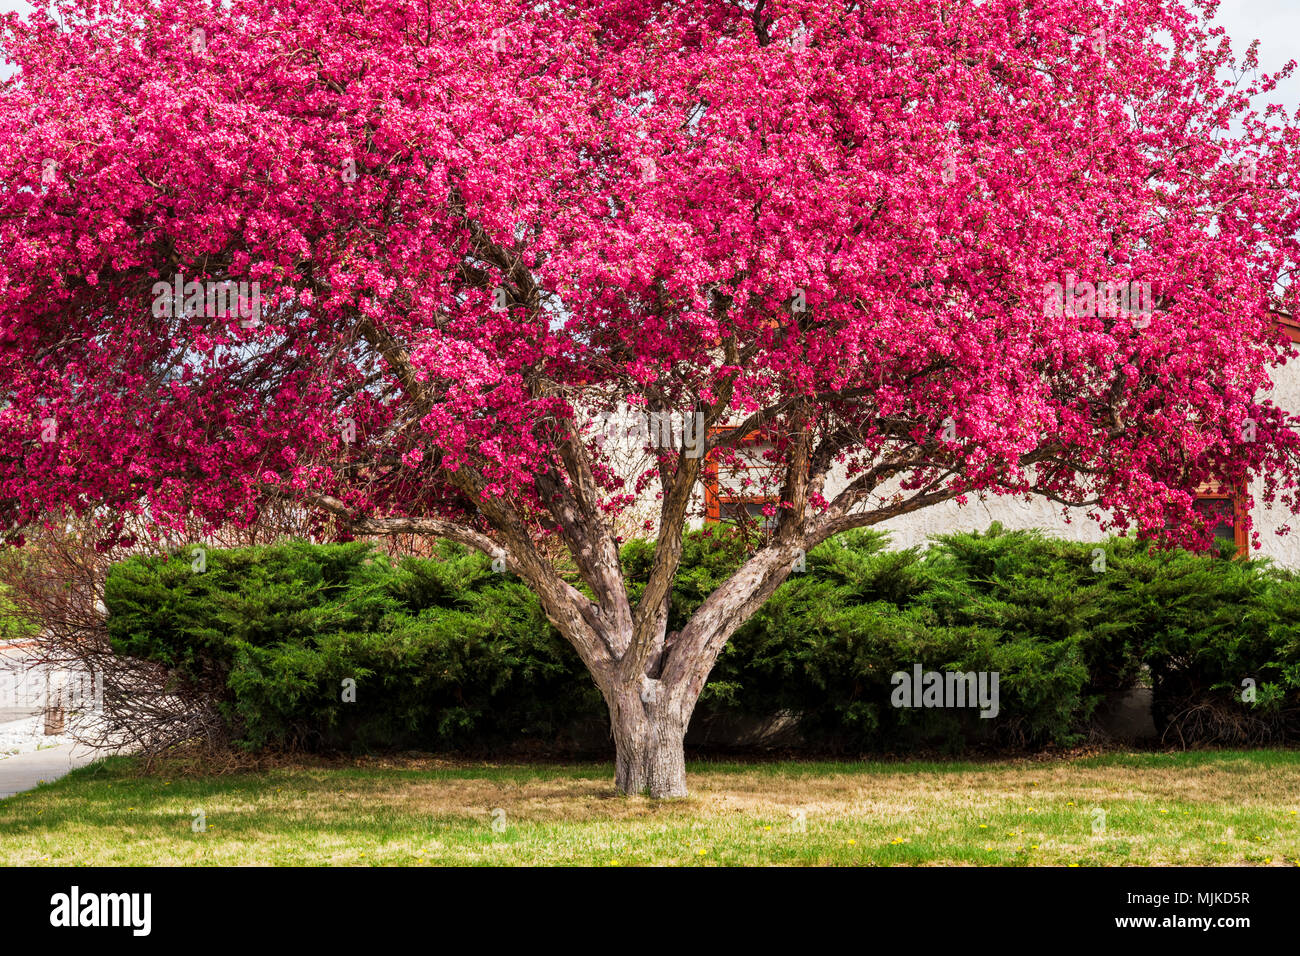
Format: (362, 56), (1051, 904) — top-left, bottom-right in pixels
(606, 681), (688, 798)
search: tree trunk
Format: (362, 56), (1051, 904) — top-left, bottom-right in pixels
(608, 684), (688, 798)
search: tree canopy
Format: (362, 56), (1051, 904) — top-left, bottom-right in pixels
(3, 0), (1299, 793)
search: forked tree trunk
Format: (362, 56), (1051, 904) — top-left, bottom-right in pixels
(607, 683), (688, 798)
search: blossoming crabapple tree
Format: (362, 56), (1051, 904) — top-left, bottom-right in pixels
(3, 0), (1300, 796)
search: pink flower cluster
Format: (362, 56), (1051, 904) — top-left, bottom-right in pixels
(0, 0), (1295, 552)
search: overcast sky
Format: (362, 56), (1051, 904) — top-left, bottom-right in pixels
(0, 0), (1296, 114)
(1215, 0), (1300, 117)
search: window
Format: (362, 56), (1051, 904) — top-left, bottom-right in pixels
(702, 429), (781, 532)
(1192, 480), (1248, 557)
(1177, 308), (1293, 557)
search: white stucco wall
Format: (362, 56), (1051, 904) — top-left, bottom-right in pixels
(861, 353), (1300, 566)
(1248, 355), (1300, 566)
(672, 343), (1300, 568)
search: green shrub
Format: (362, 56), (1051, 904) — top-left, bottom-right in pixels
(106, 541), (603, 752)
(704, 528), (1106, 751)
(104, 525), (1300, 754)
(0, 583), (37, 641)
(1121, 548), (1300, 743)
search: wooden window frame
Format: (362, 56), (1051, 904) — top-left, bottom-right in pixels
(1192, 480), (1249, 558)
(702, 427), (781, 527)
(1182, 314), (1293, 557)
(1277, 313), (1300, 345)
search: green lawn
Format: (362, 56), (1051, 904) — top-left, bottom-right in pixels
(2, 750), (1298, 866)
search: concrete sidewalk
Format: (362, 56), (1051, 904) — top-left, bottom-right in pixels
(0, 743), (107, 799)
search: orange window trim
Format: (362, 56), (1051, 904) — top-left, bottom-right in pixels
(1193, 479), (1249, 558)
(703, 427), (779, 524)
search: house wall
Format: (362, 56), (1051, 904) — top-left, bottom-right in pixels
(682, 346), (1300, 567)
(858, 357), (1300, 565)
(1249, 355), (1300, 567)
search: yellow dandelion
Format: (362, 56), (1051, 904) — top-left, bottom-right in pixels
(697, 849), (707, 856)
(979, 824), (988, 829)
(847, 840), (856, 845)
(609, 859), (622, 866)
